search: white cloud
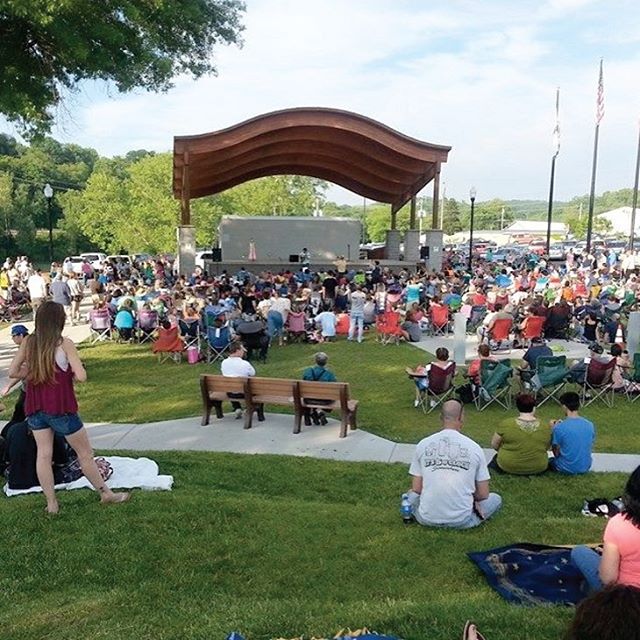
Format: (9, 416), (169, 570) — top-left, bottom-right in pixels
(4, 0), (639, 206)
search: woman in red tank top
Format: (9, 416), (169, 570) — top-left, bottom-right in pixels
(9, 301), (129, 514)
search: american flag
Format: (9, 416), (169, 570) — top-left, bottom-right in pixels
(596, 58), (604, 125)
(552, 87), (560, 156)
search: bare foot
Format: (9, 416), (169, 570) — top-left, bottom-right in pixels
(100, 492), (130, 505)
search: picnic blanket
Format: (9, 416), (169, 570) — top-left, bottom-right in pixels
(468, 543), (585, 606)
(227, 631), (399, 640)
(4, 456), (173, 497)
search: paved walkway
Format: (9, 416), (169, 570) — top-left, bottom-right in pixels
(2, 303), (637, 473)
(84, 414), (640, 473)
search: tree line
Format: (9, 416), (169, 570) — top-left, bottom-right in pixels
(0, 133), (633, 260)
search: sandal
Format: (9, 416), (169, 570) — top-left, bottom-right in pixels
(463, 621), (486, 640)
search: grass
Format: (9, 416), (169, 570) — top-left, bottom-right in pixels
(0, 451), (628, 640)
(59, 337), (638, 453)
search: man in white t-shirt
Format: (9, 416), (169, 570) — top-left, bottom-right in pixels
(407, 400), (502, 529)
(347, 285), (367, 343)
(27, 268), (48, 313)
(221, 341), (262, 420)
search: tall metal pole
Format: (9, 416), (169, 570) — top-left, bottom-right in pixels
(630, 121), (640, 250)
(546, 155), (557, 255)
(586, 124), (600, 254)
(43, 183), (54, 263)
(468, 188), (476, 272)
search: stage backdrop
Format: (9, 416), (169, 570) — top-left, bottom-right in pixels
(218, 216), (362, 263)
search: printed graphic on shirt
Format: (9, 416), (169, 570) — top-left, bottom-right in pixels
(423, 437), (470, 471)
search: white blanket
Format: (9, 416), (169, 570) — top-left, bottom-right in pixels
(3, 456), (173, 497)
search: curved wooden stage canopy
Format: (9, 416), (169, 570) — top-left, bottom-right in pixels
(173, 107), (451, 228)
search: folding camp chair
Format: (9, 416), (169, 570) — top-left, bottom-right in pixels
(625, 353), (640, 402)
(535, 355), (570, 407)
(378, 310), (403, 345)
(407, 362), (457, 413)
(88, 308), (112, 343)
(286, 311), (307, 343)
(580, 357), (616, 408)
(488, 318), (512, 353)
(138, 309), (159, 344)
(520, 315), (545, 348)
(206, 323), (232, 364)
(475, 359), (513, 411)
(429, 305), (450, 336)
(152, 326), (185, 364)
(179, 318), (201, 350)
(467, 305), (487, 334)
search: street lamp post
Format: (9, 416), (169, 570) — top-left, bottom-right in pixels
(43, 183), (54, 262)
(468, 186), (477, 272)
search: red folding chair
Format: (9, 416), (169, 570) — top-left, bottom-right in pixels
(429, 304), (450, 336)
(488, 317), (512, 352)
(521, 315), (545, 347)
(580, 357), (616, 408)
(379, 310), (403, 344)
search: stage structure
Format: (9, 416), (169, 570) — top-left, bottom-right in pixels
(173, 107), (451, 274)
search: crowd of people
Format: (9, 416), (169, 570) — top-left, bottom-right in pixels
(1, 241), (640, 637)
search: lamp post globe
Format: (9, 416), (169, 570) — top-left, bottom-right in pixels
(44, 183), (54, 262)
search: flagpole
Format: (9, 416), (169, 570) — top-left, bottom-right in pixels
(586, 59), (604, 255)
(630, 119), (640, 250)
(546, 87), (560, 256)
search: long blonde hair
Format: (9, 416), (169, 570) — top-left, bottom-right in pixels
(25, 301), (66, 385)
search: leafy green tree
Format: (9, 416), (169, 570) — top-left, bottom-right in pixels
(564, 207), (612, 239)
(0, 1), (245, 133)
(442, 198), (463, 235)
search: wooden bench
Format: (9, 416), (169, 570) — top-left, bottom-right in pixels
(244, 377), (299, 430)
(200, 375), (359, 438)
(296, 380), (358, 438)
(200, 375), (251, 428)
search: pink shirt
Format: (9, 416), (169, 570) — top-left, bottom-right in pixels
(604, 514), (640, 587)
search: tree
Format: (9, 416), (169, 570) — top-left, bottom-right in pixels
(460, 199), (514, 231)
(442, 198), (463, 235)
(0, 1), (245, 133)
(564, 208), (612, 239)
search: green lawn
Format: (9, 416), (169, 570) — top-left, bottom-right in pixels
(1, 452), (627, 640)
(69, 338), (637, 453)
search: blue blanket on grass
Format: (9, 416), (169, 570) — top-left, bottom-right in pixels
(468, 543), (585, 606)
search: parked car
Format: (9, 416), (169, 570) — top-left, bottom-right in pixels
(80, 252), (107, 270)
(131, 253), (153, 265)
(106, 254), (132, 265)
(62, 256), (85, 275)
(529, 240), (547, 256)
(548, 243), (565, 260)
(195, 250), (215, 269)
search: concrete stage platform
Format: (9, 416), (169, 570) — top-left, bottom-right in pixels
(202, 259), (414, 275)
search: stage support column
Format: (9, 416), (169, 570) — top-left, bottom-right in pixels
(432, 162), (441, 229)
(177, 225), (196, 277)
(453, 312), (467, 366)
(385, 230), (402, 260)
(404, 229), (420, 263)
(421, 229), (444, 271)
(409, 196), (417, 229)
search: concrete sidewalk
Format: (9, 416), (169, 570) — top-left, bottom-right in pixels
(85, 414), (640, 473)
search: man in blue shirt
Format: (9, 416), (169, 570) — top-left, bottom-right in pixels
(549, 392), (595, 474)
(302, 352), (337, 425)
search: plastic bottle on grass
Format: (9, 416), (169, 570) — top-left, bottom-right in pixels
(400, 493), (413, 524)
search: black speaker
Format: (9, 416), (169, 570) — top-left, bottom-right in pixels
(210, 248), (222, 262)
(420, 246), (429, 259)
(289, 254), (299, 263)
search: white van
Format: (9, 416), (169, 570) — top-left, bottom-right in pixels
(80, 252), (107, 270)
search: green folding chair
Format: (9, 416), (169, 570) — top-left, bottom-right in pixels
(625, 353), (640, 403)
(475, 359), (513, 411)
(535, 355), (570, 406)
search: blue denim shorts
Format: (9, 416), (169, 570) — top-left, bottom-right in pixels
(27, 411), (83, 436)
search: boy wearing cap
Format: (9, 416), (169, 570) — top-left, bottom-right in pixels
(0, 325), (29, 437)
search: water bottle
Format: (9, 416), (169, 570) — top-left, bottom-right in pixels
(400, 493), (413, 524)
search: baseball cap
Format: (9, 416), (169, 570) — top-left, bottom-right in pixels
(11, 324), (28, 337)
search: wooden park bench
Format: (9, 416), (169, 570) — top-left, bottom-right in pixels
(200, 374), (359, 438)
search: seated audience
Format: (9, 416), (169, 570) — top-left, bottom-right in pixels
(490, 393), (551, 475)
(406, 399), (502, 529)
(301, 351), (337, 426)
(549, 392), (595, 474)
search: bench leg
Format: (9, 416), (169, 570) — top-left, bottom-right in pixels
(349, 408), (358, 431)
(201, 400), (212, 426)
(213, 401), (223, 419)
(244, 407), (253, 430)
(339, 414), (348, 438)
(293, 409), (303, 434)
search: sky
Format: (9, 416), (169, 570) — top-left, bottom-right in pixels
(3, 0), (640, 205)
